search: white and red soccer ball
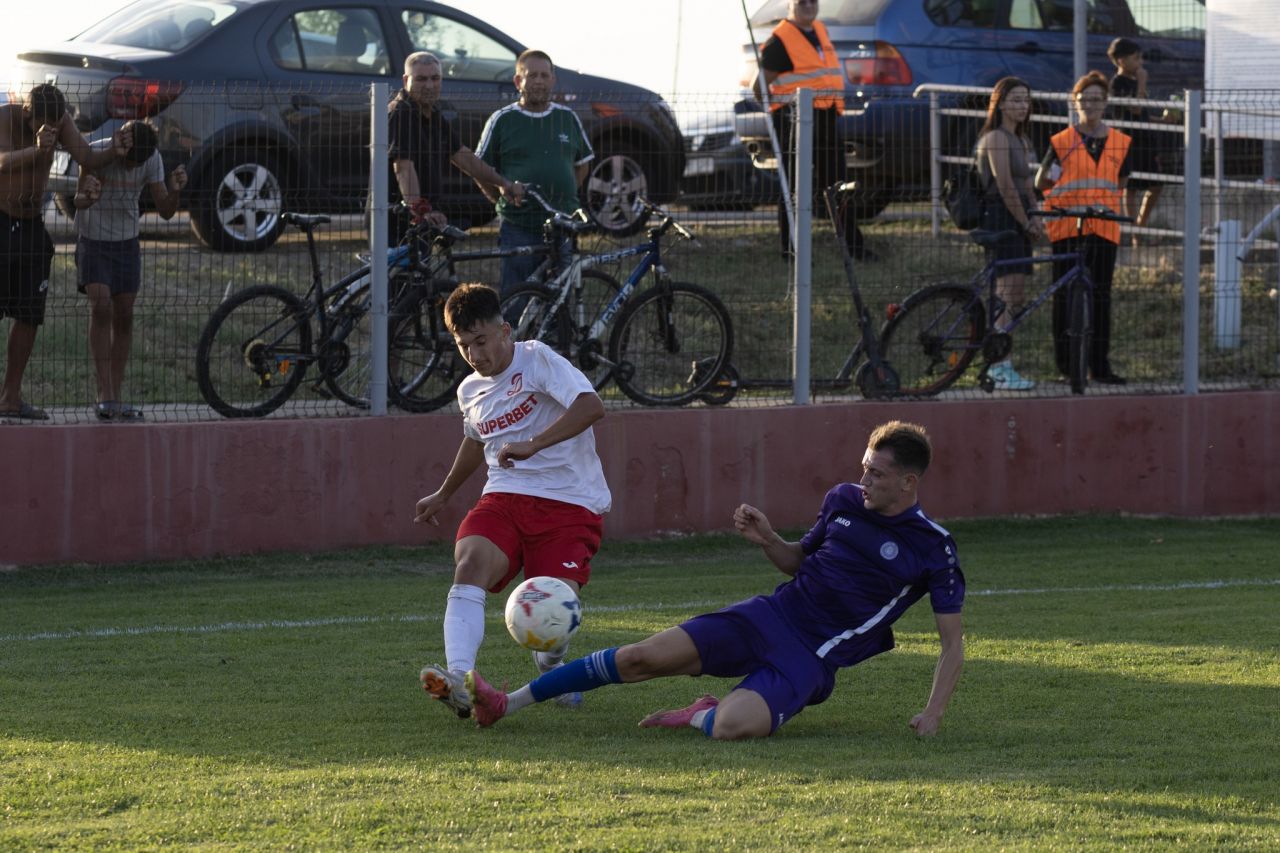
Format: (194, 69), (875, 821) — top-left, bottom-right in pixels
(504, 577), (582, 652)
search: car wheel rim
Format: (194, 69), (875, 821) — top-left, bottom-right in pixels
(216, 163), (282, 242)
(586, 153), (647, 230)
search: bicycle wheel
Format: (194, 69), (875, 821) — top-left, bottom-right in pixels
(322, 290), (374, 409)
(558, 269), (621, 391)
(195, 285), (312, 418)
(388, 283), (466, 413)
(1067, 279), (1091, 395)
(608, 281), (733, 407)
(877, 284), (985, 396)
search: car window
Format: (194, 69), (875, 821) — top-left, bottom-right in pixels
(749, 0), (891, 27)
(1008, 0), (1139, 35)
(269, 8), (390, 75)
(401, 10), (516, 83)
(75, 0), (239, 52)
(1129, 0), (1204, 39)
(925, 0), (999, 28)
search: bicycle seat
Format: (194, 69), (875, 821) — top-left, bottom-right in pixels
(283, 213), (331, 228)
(968, 228), (1020, 248)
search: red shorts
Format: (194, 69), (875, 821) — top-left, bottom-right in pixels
(457, 492), (603, 594)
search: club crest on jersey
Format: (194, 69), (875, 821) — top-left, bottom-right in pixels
(880, 541), (899, 560)
(506, 372), (524, 396)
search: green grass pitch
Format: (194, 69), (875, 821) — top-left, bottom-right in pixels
(2, 516), (1278, 849)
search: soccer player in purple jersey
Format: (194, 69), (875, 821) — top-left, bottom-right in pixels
(465, 421), (965, 739)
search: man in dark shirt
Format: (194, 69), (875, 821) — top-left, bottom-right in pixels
(387, 52), (523, 243)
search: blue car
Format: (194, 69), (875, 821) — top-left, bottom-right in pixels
(735, 0), (1204, 215)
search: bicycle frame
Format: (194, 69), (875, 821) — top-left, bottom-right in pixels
(981, 250), (1094, 339)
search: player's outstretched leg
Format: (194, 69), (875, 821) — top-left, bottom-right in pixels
(534, 649), (583, 709)
(420, 664), (473, 719)
(638, 694), (719, 731)
(466, 669), (509, 728)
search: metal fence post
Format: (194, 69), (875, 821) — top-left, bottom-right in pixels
(1182, 89), (1201, 395)
(1073, 0), (1087, 82)
(369, 82), (389, 415)
(792, 89), (813, 406)
(930, 90), (941, 238)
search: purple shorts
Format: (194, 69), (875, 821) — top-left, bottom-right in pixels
(680, 595), (838, 733)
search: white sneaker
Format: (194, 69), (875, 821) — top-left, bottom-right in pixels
(420, 664), (472, 719)
(533, 650), (583, 708)
(988, 361), (1035, 391)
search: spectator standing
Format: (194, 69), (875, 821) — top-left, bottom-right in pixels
(1108, 38), (1162, 242)
(756, 0), (875, 262)
(388, 51), (523, 245)
(475, 50), (593, 294)
(1036, 72), (1131, 385)
(0, 84), (131, 420)
(975, 77), (1044, 392)
(74, 120), (186, 421)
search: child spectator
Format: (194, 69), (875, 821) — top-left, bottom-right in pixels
(74, 120), (186, 420)
(1108, 38), (1162, 242)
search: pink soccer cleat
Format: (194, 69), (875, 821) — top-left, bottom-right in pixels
(465, 669), (509, 728)
(638, 693), (719, 729)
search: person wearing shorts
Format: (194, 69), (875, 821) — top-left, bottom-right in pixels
(0, 83), (132, 421)
(465, 421), (966, 740)
(74, 119), (186, 420)
(413, 282), (609, 719)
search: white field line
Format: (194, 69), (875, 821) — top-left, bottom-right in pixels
(2, 579), (1278, 644)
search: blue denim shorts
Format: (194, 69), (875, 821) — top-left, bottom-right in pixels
(76, 237), (142, 296)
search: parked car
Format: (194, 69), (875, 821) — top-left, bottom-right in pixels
(680, 107), (779, 211)
(11, 0), (685, 251)
(735, 0), (1205, 216)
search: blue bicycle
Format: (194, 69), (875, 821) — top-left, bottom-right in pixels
(877, 206), (1132, 396)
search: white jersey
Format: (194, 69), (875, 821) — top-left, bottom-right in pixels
(458, 341), (611, 514)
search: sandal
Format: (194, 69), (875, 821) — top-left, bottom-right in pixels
(116, 403), (144, 421)
(0, 401), (49, 421)
(96, 401), (118, 421)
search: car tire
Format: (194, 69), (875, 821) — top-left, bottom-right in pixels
(190, 150), (287, 253)
(584, 146), (653, 237)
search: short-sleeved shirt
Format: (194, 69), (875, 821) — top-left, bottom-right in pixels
(475, 103), (592, 232)
(457, 340), (611, 514)
(76, 139), (164, 242)
(767, 482), (964, 668)
(387, 94), (463, 205)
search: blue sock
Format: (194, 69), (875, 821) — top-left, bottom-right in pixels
(529, 648), (621, 703)
(699, 708), (717, 737)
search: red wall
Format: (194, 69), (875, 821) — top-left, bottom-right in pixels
(2, 392), (1276, 566)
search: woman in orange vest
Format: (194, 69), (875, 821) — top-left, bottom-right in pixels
(755, 0), (873, 261)
(1035, 71), (1132, 384)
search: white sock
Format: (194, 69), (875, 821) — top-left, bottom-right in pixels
(506, 685), (536, 714)
(533, 646), (568, 673)
(443, 583), (487, 674)
(690, 709), (713, 731)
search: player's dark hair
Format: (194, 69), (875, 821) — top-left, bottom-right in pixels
(444, 283), (503, 334)
(122, 120), (158, 166)
(1107, 37), (1141, 62)
(516, 49), (554, 72)
(25, 83), (67, 125)
(868, 421), (932, 475)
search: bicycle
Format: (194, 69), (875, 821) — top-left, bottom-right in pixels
(498, 189), (735, 406)
(877, 206), (1133, 396)
(195, 211), (465, 417)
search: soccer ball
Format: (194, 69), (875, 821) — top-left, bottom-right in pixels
(504, 577), (582, 652)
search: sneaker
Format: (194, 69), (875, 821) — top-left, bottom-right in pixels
(465, 669), (508, 728)
(419, 664), (472, 719)
(532, 650), (583, 709)
(988, 361), (1036, 391)
(638, 694), (720, 729)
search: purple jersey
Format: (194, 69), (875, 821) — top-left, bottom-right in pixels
(769, 483), (964, 668)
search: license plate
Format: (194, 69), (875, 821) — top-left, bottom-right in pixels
(683, 156), (716, 177)
(52, 150), (71, 175)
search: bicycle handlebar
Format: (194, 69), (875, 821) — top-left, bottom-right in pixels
(1031, 206), (1135, 223)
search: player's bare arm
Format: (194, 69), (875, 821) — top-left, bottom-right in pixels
(74, 171), (103, 209)
(497, 392), (604, 469)
(733, 504), (804, 576)
(72, 119), (130, 170)
(414, 437), (486, 525)
(150, 165), (187, 219)
(909, 611), (964, 737)
(0, 118), (54, 172)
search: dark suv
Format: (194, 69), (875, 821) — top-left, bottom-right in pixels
(12, 0), (685, 251)
(735, 0), (1204, 215)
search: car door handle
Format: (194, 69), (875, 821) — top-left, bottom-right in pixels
(1013, 41), (1043, 54)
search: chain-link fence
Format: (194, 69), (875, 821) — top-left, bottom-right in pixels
(2, 79), (1277, 424)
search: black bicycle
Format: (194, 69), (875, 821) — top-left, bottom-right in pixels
(877, 206), (1133, 396)
(195, 212), (465, 417)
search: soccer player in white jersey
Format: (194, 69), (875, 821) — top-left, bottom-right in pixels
(415, 283), (610, 719)
(465, 421), (965, 739)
